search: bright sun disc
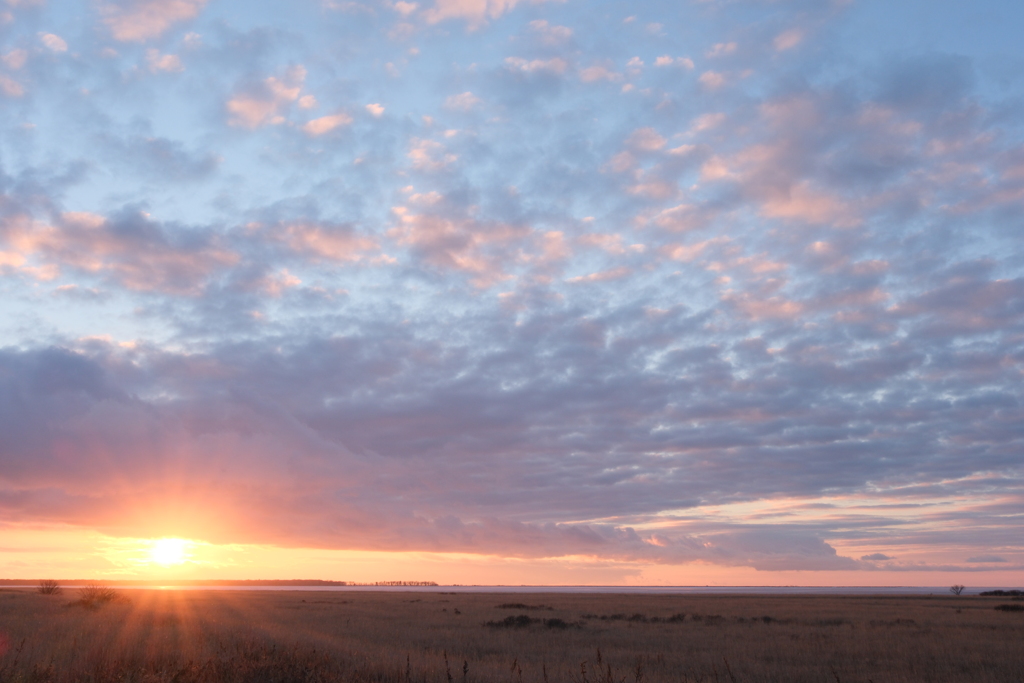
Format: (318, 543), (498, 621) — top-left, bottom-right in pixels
(149, 538), (189, 566)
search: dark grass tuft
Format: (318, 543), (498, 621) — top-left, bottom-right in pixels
(542, 618), (578, 629)
(485, 615), (580, 629)
(486, 615), (537, 628)
(69, 585), (127, 610)
(690, 614), (723, 623)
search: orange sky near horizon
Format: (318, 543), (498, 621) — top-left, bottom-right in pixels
(4, 524), (1021, 588)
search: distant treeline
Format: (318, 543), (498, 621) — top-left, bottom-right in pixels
(0, 579), (437, 587)
(353, 581), (440, 586)
(979, 589), (1024, 596)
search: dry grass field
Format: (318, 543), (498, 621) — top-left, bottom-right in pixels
(1, 587), (1022, 682)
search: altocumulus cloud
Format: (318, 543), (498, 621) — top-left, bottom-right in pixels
(0, 0), (1023, 576)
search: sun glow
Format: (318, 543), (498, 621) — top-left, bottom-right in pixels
(148, 538), (191, 566)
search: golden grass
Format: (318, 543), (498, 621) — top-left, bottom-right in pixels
(1, 588), (1022, 682)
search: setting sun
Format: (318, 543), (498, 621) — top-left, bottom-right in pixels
(148, 538), (190, 566)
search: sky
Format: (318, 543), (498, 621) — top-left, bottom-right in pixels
(1, 0), (1023, 586)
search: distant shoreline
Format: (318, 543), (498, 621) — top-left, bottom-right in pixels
(1, 581), (1017, 595)
(0, 579), (433, 587)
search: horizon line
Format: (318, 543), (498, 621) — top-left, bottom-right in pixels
(4, 579), (1019, 590)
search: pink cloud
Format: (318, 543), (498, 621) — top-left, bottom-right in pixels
(690, 112), (726, 133)
(705, 42), (736, 58)
(531, 230), (571, 270)
(227, 66), (307, 129)
(774, 28), (804, 51)
(2, 210), (237, 294)
(627, 178), (677, 199)
(578, 233), (626, 254)
(2, 48), (27, 70)
(443, 91), (481, 111)
(274, 222), (379, 262)
(388, 206), (529, 287)
(420, 0), (557, 27)
(39, 33), (67, 52)
(302, 112), (353, 136)
(0, 250), (26, 267)
(699, 155), (732, 181)
(760, 181), (859, 227)
(407, 138), (458, 171)
(145, 49), (183, 73)
(662, 237), (727, 262)
(100, 0), (207, 42)
(528, 19), (572, 45)
(626, 127), (667, 152)
(603, 150), (635, 174)
(654, 55), (694, 69)
(698, 70), (725, 89)
(579, 64), (621, 83)
(566, 266), (631, 284)
(0, 73), (24, 97)
(652, 204), (718, 232)
(252, 269), (302, 297)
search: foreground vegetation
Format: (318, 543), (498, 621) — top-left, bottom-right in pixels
(1, 588), (1023, 682)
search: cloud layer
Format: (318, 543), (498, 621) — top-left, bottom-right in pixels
(0, 0), (1023, 578)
